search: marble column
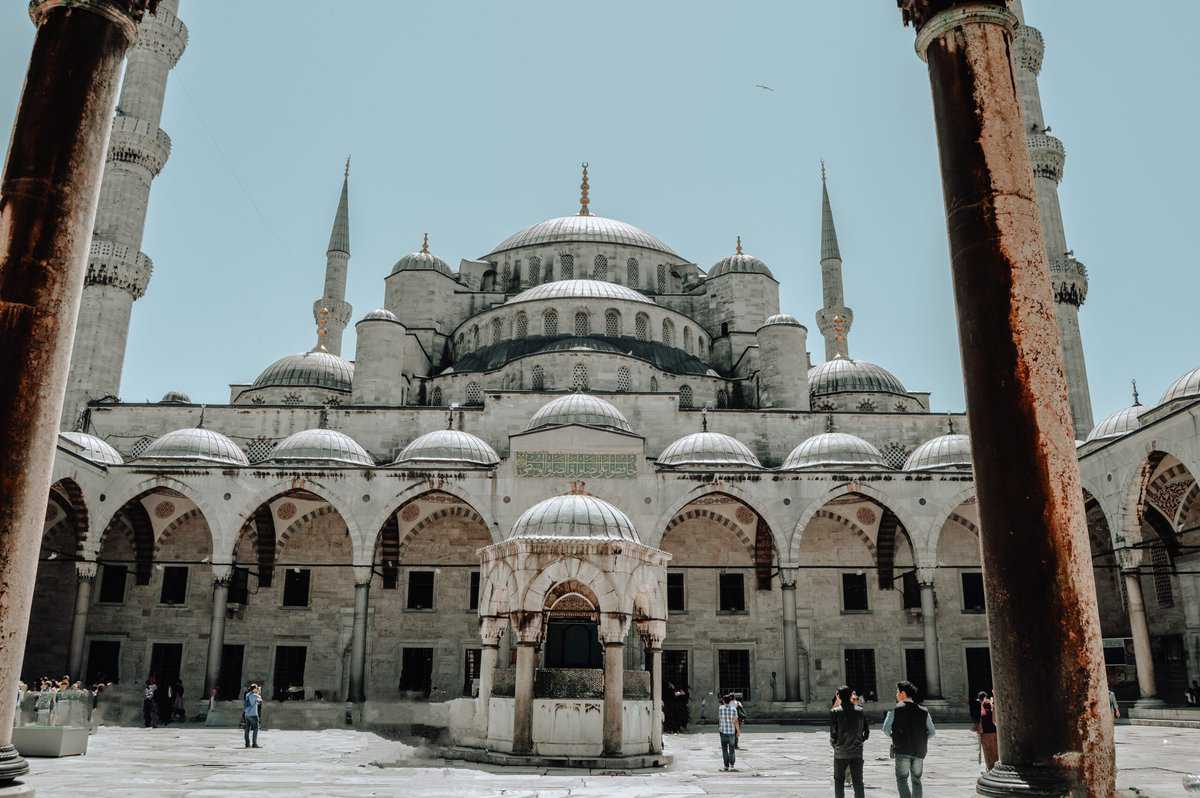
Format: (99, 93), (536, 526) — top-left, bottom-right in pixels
(1123, 567), (1161, 706)
(780, 567), (801, 701)
(512, 642), (537, 754)
(348, 576), (370, 703)
(918, 571), (942, 699)
(475, 615), (508, 737)
(203, 569), (231, 698)
(647, 646), (663, 754)
(603, 642), (625, 757)
(67, 561), (97, 679)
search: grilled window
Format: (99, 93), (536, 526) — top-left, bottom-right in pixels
(616, 366), (631, 393)
(683, 326), (693, 353)
(667, 572), (685, 612)
(515, 312), (528, 338)
(465, 382), (483, 406)
(678, 384), (693, 409)
(844, 648), (877, 700)
(530, 365), (545, 391)
(159, 566), (188, 606)
(842, 572), (869, 612)
(560, 254), (574, 279)
(430, 386), (443, 406)
(491, 318), (502, 345)
(463, 648), (482, 696)
(574, 311), (590, 336)
(718, 649), (751, 699)
(571, 363), (589, 392)
(543, 309), (558, 336)
(605, 309), (620, 337)
(627, 258), (640, 287)
(529, 256), (542, 284)
(407, 570), (435, 610)
(718, 573), (745, 612)
(635, 313), (649, 341)
(283, 568), (311, 607)
(657, 264), (667, 293)
(593, 254), (608, 280)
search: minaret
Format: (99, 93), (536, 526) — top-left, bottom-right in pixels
(1011, 0), (1094, 439)
(61, 0), (187, 428)
(314, 160), (353, 356)
(815, 164), (853, 361)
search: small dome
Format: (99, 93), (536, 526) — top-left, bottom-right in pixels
(782, 432), (887, 470)
(487, 215), (678, 258)
(58, 431), (123, 466)
(1087, 405), (1143, 442)
(1160, 367), (1200, 406)
(252, 350), (354, 393)
(708, 241), (775, 280)
(809, 357), (907, 396)
(269, 429), (373, 466)
(508, 493), (640, 542)
(393, 429), (500, 467)
(390, 236), (453, 277)
(136, 428), (249, 466)
(658, 432), (761, 468)
(359, 308), (399, 323)
(159, 390), (191, 404)
(528, 393), (632, 432)
(904, 434), (972, 471)
(507, 279), (654, 306)
(760, 313), (804, 329)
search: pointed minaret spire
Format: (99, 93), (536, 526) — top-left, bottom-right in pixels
(313, 161), (353, 356)
(815, 162), (853, 361)
(578, 162), (591, 216)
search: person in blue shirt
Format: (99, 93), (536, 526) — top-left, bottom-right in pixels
(717, 694), (739, 771)
(243, 682), (263, 749)
(883, 681), (936, 798)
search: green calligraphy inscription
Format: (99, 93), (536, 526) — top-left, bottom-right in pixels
(515, 451), (638, 479)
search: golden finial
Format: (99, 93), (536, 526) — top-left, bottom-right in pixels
(569, 480), (588, 495)
(735, 236), (743, 256)
(421, 232), (430, 255)
(578, 162), (590, 216)
(344, 155), (351, 179)
(947, 414), (955, 434)
(313, 306), (330, 352)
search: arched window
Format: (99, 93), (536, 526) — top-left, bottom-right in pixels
(571, 363), (589, 391)
(662, 319), (675, 346)
(471, 325), (480, 350)
(515, 312), (528, 338)
(716, 389), (729, 408)
(683, 326), (693, 353)
(698, 336), (706, 356)
(635, 313), (649, 341)
(543, 309), (558, 335)
(466, 382), (483, 405)
(574, 311), (590, 337)
(430, 386), (443, 406)
(560, 254), (574, 279)
(511, 261), (522, 289)
(605, 309), (620, 337)
(501, 264), (510, 291)
(593, 254), (608, 280)
(530, 365), (545, 390)
(657, 264), (667, 293)
(456, 333), (465, 355)
(481, 271), (497, 292)
(679, 384), (693, 408)
(529, 256), (542, 285)
(491, 317), (503, 345)
(543, 257), (554, 283)
(627, 258), (640, 287)
(616, 366), (631, 392)
(650, 376), (658, 392)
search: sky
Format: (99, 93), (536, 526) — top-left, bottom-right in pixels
(2, 1), (1198, 423)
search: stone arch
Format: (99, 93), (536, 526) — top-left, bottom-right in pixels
(917, 484), (979, 566)
(47, 478), (89, 561)
(653, 484), (786, 556)
(521, 557), (619, 615)
(90, 475), (220, 559)
(481, 558), (518, 616)
(790, 483), (921, 566)
(277, 505), (342, 556)
(810, 509), (877, 559)
(663, 507), (755, 556)
(229, 477), (361, 556)
(359, 482), (498, 564)
(628, 561), (666, 619)
(155, 507), (207, 548)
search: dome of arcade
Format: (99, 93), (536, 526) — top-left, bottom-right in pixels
(269, 428), (374, 466)
(528, 393), (632, 433)
(392, 429), (500, 467)
(708, 239), (774, 280)
(486, 215), (678, 259)
(1160, 367), (1200, 406)
(760, 313), (804, 329)
(508, 493), (640, 543)
(252, 350), (354, 393)
(657, 431), (761, 468)
(1086, 404), (1143, 442)
(136, 428), (249, 466)
(58, 431), (124, 466)
(506, 279), (655, 307)
(782, 432), (887, 470)
(159, 390), (191, 404)
(903, 433), (972, 471)
(359, 308), (399, 323)
(808, 356), (907, 396)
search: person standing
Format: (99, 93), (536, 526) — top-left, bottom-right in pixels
(830, 685), (869, 798)
(717, 693), (738, 771)
(733, 695), (746, 749)
(143, 678), (159, 728)
(883, 681), (935, 798)
(977, 692), (998, 771)
(243, 683), (263, 749)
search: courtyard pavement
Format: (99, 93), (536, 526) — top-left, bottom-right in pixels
(16, 722), (1199, 796)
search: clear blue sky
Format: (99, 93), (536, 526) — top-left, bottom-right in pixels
(2, 2), (1197, 422)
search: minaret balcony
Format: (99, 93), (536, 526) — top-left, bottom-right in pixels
(1049, 255), (1088, 307)
(132, 6), (189, 66)
(1013, 24), (1044, 75)
(86, 239), (153, 299)
(107, 116), (172, 176)
(1027, 132), (1065, 183)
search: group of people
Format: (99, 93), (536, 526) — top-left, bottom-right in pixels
(141, 674), (186, 728)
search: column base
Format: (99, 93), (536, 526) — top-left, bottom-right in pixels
(0, 744), (29, 784)
(976, 763), (1079, 796)
(1133, 697), (1166, 709)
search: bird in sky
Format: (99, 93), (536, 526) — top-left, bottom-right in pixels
(755, 84), (774, 92)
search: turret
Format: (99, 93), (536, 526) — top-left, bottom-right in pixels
(314, 160), (353, 356)
(814, 164), (853, 361)
(756, 315), (810, 410)
(351, 309), (408, 405)
(705, 237), (781, 372)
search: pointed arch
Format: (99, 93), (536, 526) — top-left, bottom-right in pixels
(789, 483), (922, 568)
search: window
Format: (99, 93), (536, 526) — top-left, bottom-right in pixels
(98, 564), (127, 604)
(159, 566), (188, 605)
(456, 333), (464, 354)
(491, 317), (502, 345)
(718, 573), (745, 612)
(605, 309), (620, 337)
(698, 336), (706, 356)
(273, 645), (307, 701)
(530, 365), (545, 391)
(574, 311), (590, 336)
(718, 649), (751, 699)
(471, 325), (479, 350)
(245, 437), (276, 463)
(529, 256), (542, 284)
(902, 571), (922, 610)
(469, 571), (480, 610)
(228, 566), (250, 605)
(593, 254), (608, 280)
(962, 571), (986, 613)
(430, 386), (443, 406)
(283, 568), (311, 607)
(515, 312), (528, 338)
(511, 261), (522, 289)
(678, 384), (693, 408)
(282, 393), (303, 406)
(85, 640), (120, 684)
(842, 572), (869, 612)
(650, 376), (658, 392)
(400, 647), (434, 696)
(501, 264), (510, 291)
(635, 313), (649, 340)
(857, 400), (877, 412)
(844, 648), (877, 700)
(560, 254), (574, 279)
(657, 263), (667, 293)
(716, 389), (728, 408)
(571, 363), (589, 392)
(543, 309), (558, 336)
(1151, 544), (1174, 607)
(616, 366), (631, 393)
(463, 648), (482, 696)
(626, 258), (640, 287)
(662, 319), (675, 346)
(465, 382), (483, 406)
(683, 326), (693, 353)
(407, 570), (435, 609)
(667, 572), (686, 612)
(664, 650), (689, 688)
(904, 648), (928, 699)
(542, 257), (554, 283)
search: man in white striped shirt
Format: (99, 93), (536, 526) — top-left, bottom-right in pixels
(718, 693), (739, 771)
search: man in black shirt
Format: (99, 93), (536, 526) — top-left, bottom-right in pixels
(830, 685), (869, 798)
(883, 680), (936, 798)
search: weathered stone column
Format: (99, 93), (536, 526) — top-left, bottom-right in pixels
(918, 569), (942, 699)
(898, 2), (1115, 793)
(637, 618), (666, 756)
(66, 561), (98, 679)
(603, 641), (625, 757)
(1120, 557), (1161, 707)
(475, 616), (508, 736)
(203, 568), (231, 698)
(780, 567), (801, 701)
(348, 568), (371, 703)
(512, 642), (537, 754)
(0, 0), (150, 783)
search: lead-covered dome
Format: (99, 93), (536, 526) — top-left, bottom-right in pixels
(252, 350), (354, 393)
(487, 215), (678, 258)
(782, 432), (887, 470)
(528, 393), (632, 433)
(1087, 405), (1143, 442)
(359, 308), (399, 323)
(392, 429), (500, 467)
(1160, 367), (1200, 406)
(904, 433), (972, 471)
(508, 493), (640, 542)
(760, 313), (804, 328)
(507, 279), (654, 306)
(58, 431), (123, 466)
(269, 429), (373, 466)
(160, 390), (191, 404)
(136, 428), (249, 466)
(658, 432), (761, 468)
(708, 240), (774, 280)
(391, 234), (453, 277)
(809, 357), (907, 396)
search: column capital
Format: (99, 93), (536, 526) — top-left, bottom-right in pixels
(636, 618), (666, 649)
(599, 611), (631, 645)
(901, 2), (1017, 61)
(916, 567), (938, 587)
(75, 561), (98, 581)
(1116, 546), (1143, 572)
(508, 610), (544, 644)
(29, 0), (156, 41)
(353, 565), (374, 587)
(211, 562), (233, 583)
(480, 615), (509, 646)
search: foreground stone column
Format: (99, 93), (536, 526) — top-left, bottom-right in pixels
(1121, 563), (1161, 707)
(203, 570), (230, 698)
(603, 642), (625, 757)
(918, 571), (942, 699)
(780, 567), (801, 701)
(475, 616), (508, 736)
(899, 2), (1115, 793)
(512, 642), (537, 754)
(348, 575), (370, 703)
(647, 646), (663, 754)
(66, 561), (98, 679)
(0, 1), (150, 783)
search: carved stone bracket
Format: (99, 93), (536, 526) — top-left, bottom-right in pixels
(86, 238), (153, 298)
(75, 561), (99, 581)
(480, 614), (509, 646)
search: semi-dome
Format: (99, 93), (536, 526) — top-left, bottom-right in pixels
(269, 428), (373, 466)
(507, 279), (654, 306)
(708, 239), (774, 280)
(508, 493), (640, 542)
(252, 350), (354, 393)
(1160, 367), (1200, 406)
(1087, 405), (1142, 442)
(136, 428), (249, 466)
(528, 393), (632, 433)
(359, 308), (399, 323)
(58, 431), (123, 466)
(487, 215), (678, 258)
(782, 432), (887, 470)
(904, 433), (972, 471)
(159, 390), (191, 404)
(809, 357), (907, 396)
(658, 432), (761, 468)
(390, 235), (453, 277)
(760, 313), (804, 329)
(393, 429), (500, 467)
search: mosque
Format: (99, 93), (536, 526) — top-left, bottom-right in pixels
(22, 0), (1200, 744)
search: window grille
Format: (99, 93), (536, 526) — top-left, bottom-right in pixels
(650, 376), (658, 392)
(718, 649), (751, 699)
(465, 382), (483, 406)
(605, 309), (620, 337)
(471, 325), (479, 349)
(128, 436), (155, 459)
(245, 437), (277, 463)
(843, 649), (877, 700)
(282, 393), (303, 406)
(698, 336), (706, 356)
(662, 319), (675, 346)
(1151, 544), (1174, 607)
(716, 389), (728, 408)
(881, 442), (908, 470)
(593, 254), (608, 280)
(529, 256), (542, 284)
(501, 265), (510, 290)
(657, 264), (667, 293)
(543, 309), (558, 335)
(683, 326), (693, 353)
(574, 311), (590, 336)
(858, 400), (877, 412)
(430, 386), (443, 406)
(635, 314), (649, 341)
(627, 258), (640, 287)
(616, 366), (631, 392)
(678, 384), (693, 408)
(530, 365), (545, 390)
(560, 254), (574, 279)
(515, 312), (528, 338)
(571, 363), (589, 392)
(543, 257), (554, 283)
(511, 261), (522, 289)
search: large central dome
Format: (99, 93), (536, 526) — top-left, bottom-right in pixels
(486, 215), (678, 258)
